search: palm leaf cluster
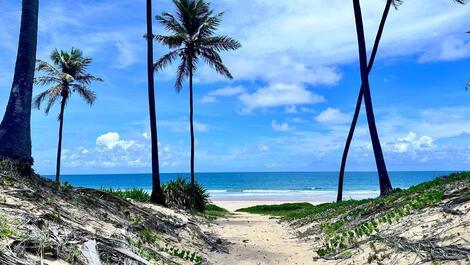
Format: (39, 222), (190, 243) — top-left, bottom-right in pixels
(154, 0), (241, 90)
(34, 48), (102, 115)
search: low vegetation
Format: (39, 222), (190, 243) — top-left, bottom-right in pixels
(102, 188), (151, 203)
(162, 177), (209, 212)
(238, 173), (470, 261)
(202, 204), (230, 220)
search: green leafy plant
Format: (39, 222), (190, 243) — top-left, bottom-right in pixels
(162, 177), (209, 212)
(102, 188), (151, 203)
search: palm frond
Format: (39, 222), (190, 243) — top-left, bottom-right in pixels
(175, 56), (189, 92)
(72, 84), (96, 105)
(199, 48), (233, 79)
(33, 84), (62, 113)
(75, 74), (103, 85)
(33, 76), (61, 86)
(199, 36), (241, 51)
(154, 49), (181, 72)
(156, 12), (186, 34)
(36, 60), (61, 77)
(154, 34), (186, 49)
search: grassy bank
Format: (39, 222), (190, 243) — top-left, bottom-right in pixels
(237, 172), (470, 260)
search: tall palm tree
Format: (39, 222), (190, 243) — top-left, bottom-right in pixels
(0, 0), (39, 165)
(337, 0), (400, 202)
(146, 0), (165, 205)
(351, 0), (393, 198)
(154, 0), (240, 208)
(33, 48), (102, 183)
(338, 0), (467, 202)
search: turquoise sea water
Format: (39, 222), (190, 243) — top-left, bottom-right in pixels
(44, 171), (455, 202)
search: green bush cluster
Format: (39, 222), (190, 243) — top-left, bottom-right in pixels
(162, 177), (209, 212)
(103, 177), (210, 212)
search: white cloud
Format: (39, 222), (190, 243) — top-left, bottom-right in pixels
(392, 132), (434, 153)
(315, 108), (351, 124)
(239, 83), (325, 112)
(194, 0), (470, 85)
(201, 85), (246, 104)
(419, 37), (470, 62)
(96, 132), (135, 150)
(258, 144), (269, 152)
(271, 120), (293, 132)
(159, 120), (209, 133)
(200, 95), (218, 104)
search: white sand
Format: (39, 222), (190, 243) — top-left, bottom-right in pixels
(208, 212), (314, 265)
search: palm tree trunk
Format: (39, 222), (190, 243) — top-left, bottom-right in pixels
(189, 65), (196, 209)
(55, 98), (66, 183)
(337, 0), (393, 202)
(146, 0), (165, 205)
(352, 0), (393, 197)
(0, 0), (39, 164)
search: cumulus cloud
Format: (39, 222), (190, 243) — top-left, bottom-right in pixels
(96, 132), (135, 150)
(315, 108), (351, 124)
(239, 83), (325, 112)
(201, 85), (246, 104)
(271, 120), (293, 132)
(392, 132), (434, 153)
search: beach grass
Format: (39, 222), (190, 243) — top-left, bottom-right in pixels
(201, 204), (230, 220)
(102, 188), (150, 203)
(236, 200), (367, 220)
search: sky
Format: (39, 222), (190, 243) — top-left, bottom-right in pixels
(0, 0), (470, 175)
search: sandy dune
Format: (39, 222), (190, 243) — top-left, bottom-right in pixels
(208, 212), (314, 265)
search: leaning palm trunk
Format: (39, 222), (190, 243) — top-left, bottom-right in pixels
(0, 0), (39, 164)
(352, 0), (393, 197)
(337, 0), (394, 202)
(55, 98), (66, 183)
(146, 0), (165, 204)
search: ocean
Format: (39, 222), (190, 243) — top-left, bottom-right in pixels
(44, 171), (455, 202)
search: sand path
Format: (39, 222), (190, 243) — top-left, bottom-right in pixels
(208, 212), (314, 265)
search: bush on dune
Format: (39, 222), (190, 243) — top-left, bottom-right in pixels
(102, 188), (151, 203)
(102, 177), (210, 212)
(163, 177), (209, 212)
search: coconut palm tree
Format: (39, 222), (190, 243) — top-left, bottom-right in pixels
(337, 0), (400, 202)
(0, 0), (39, 165)
(154, 0), (240, 208)
(146, 0), (165, 205)
(350, 0), (393, 199)
(338, 0), (467, 202)
(33, 48), (102, 183)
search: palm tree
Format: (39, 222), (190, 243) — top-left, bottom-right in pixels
(146, 0), (165, 205)
(0, 0), (39, 165)
(350, 0), (393, 198)
(338, 0), (467, 202)
(154, 0), (241, 208)
(33, 48), (102, 183)
(337, 0), (399, 202)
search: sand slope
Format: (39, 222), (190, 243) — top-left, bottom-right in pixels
(208, 212), (314, 265)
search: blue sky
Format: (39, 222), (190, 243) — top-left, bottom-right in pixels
(0, 0), (470, 174)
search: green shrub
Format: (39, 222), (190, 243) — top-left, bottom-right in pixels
(162, 177), (209, 212)
(102, 188), (150, 203)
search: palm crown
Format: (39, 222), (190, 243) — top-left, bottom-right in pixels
(34, 48), (102, 114)
(154, 0), (241, 90)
